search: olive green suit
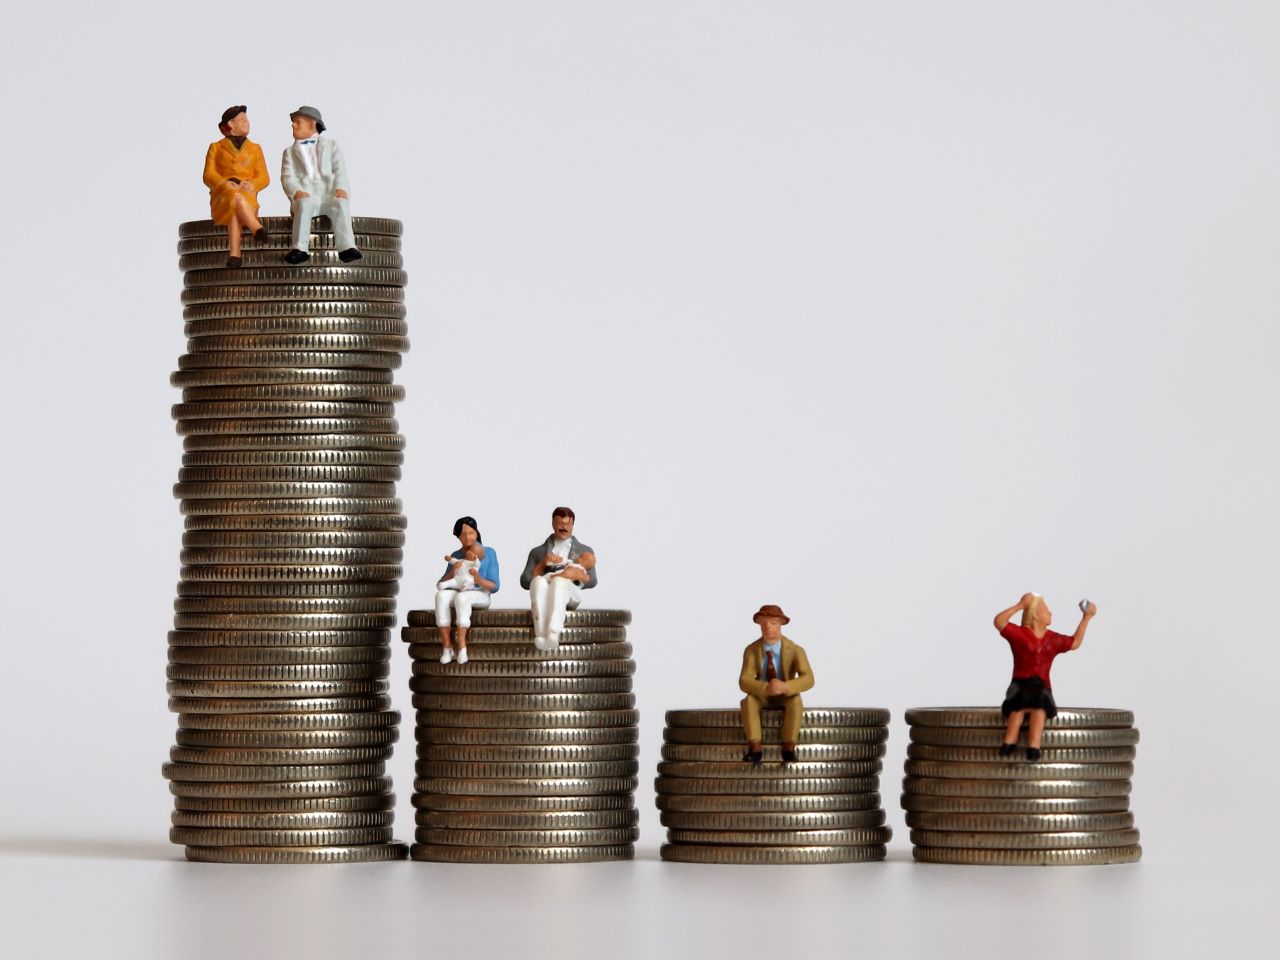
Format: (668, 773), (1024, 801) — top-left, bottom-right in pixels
(738, 636), (815, 744)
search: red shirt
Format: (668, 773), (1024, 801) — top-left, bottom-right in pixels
(1000, 623), (1074, 686)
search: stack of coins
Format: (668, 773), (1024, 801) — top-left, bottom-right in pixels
(163, 216), (410, 864)
(657, 708), (892, 864)
(901, 707), (1141, 865)
(403, 609), (639, 863)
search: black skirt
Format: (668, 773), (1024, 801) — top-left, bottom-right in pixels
(1001, 677), (1058, 719)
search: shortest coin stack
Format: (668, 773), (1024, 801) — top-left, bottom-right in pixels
(901, 707), (1142, 866)
(657, 708), (892, 864)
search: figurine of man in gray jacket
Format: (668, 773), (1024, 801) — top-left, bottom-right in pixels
(519, 506), (597, 650)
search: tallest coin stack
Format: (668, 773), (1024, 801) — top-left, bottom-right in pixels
(164, 216), (411, 864)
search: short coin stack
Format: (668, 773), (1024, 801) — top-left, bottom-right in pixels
(403, 609), (639, 862)
(902, 707), (1141, 865)
(657, 708), (892, 864)
(164, 216), (410, 864)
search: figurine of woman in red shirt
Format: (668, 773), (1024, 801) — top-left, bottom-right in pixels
(993, 593), (1097, 761)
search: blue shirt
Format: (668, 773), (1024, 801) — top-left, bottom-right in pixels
(439, 546), (500, 594)
(759, 641), (783, 682)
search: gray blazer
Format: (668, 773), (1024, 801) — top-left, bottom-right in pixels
(520, 535), (597, 590)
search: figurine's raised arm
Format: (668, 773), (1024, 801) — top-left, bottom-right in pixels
(993, 593), (1035, 632)
(1070, 601), (1097, 650)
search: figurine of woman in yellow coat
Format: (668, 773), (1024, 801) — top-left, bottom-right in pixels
(203, 105), (270, 267)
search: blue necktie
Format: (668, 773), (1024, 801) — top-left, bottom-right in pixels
(301, 139), (316, 144)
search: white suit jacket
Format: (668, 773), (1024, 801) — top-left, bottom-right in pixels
(280, 137), (350, 200)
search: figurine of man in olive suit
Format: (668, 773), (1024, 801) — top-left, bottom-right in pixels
(738, 604), (815, 765)
(280, 106), (362, 265)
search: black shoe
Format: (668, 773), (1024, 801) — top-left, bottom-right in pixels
(998, 743), (1017, 758)
(780, 749), (798, 765)
(338, 247), (363, 263)
(284, 249), (310, 265)
(743, 749), (763, 766)
(225, 255), (242, 269)
(254, 227), (269, 243)
(1026, 747), (1042, 762)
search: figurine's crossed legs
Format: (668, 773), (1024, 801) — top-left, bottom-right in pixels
(291, 194), (356, 253)
(221, 186), (265, 259)
(529, 576), (581, 650)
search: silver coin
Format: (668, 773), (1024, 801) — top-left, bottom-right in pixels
(181, 379), (406, 401)
(181, 303), (406, 327)
(175, 481), (398, 502)
(177, 710), (399, 731)
(903, 760), (1134, 781)
(166, 662), (390, 683)
(185, 843), (410, 864)
(410, 843), (632, 864)
(415, 827), (639, 847)
(408, 677), (633, 696)
(907, 744), (1136, 764)
(184, 336), (410, 359)
(666, 708), (889, 728)
(659, 810), (886, 831)
(181, 284), (405, 306)
(163, 761), (386, 782)
(173, 400), (397, 421)
(406, 609), (631, 628)
(416, 709), (639, 729)
(660, 844), (885, 865)
(178, 216), (403, 238)
(176, 418), (400, 439)
(410, 659), (635, 679)
(657, 760), (881, 780)
(899, 793), (1130, 815)
(909, 828), (1141, 850)
(172, 614), (396, 631)
(172, 810), (395, 830)
(166, 678), (389, 700)
(177, 350), (401, 371)
(401, 626), (628, 646)
(169, 693), (392, 715)
(177, 565), (402, 583)
(911, 845), (1142, 866)
(905, 707), (1134, 729)
(411, 693), (636, 712)
(415, 809), (638, 830)
(415, 777), (639, 797)
(909, 726), (1141, 748)
(901, 777), (1131, 799)
(416, 726), (638, 746)
(183, 266), (408, 289)
(172, 597), (396, 615)
(654, 776), (879, 796)
(169, 776), (394, 800)
(416, 744), (638, 763)
(173, 793), (395, 813)
(904, 811), (1136, 833)
(179, 546), (403, 565)
(183, 434), (406, 453)
(182, 514), (406, 534)
(172, 366), (395, 387)
(666, 827), (892, 847)
(654, 793), (881, 813)
(413, 794), (635, 814)
(170, 824), (395, 847)
(177, 727), (398, 749)
(178, 465), (402, 484)
(169, 644), (390, 664)
(661, 743), (885, 763)
(181, 448), (404, 469)
(180, 249), (404, 271)
(663, 726), (888, 745)
(406, 642), (633, 662)
(416, 760), (639, 780)
(169, 628), (390, 647)
(178, 231), (401, 253)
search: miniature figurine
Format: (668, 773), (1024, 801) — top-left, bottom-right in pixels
(738, 604), (815, 765)
(435, 517), (500, 665)
(280, 106), (362, 265)
(203, 105), (269, 268)
(993, 592), (1097, 761)
(519, 507), (596, 651)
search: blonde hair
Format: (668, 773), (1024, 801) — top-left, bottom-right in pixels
(1020, 594), (1046, 628)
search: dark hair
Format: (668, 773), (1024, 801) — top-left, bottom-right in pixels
(453, 516), (481, 542)
(551, 506), (575, 520)
(219, 105), (247, 131)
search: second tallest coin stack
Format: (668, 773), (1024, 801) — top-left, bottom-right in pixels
(164, 216), (411, 864)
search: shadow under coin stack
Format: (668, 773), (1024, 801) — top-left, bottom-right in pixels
(163, 216), (410, 864)
(901, 707), (1141, 865)
(403, 609), (639, 862)
(657, 708), (892, 864)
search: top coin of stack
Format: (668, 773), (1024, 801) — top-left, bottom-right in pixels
(657, 708), (892, 864)
(404, 609), (640, 863)
(901, 707), (1142, 866)
(164, 216), (410, 864)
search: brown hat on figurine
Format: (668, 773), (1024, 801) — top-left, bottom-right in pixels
(752, 604), (790, 625)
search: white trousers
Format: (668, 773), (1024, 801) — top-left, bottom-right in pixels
(529, 576), (581, 648)
(435, 588), (491, 629)
(291, 194), (355, 251)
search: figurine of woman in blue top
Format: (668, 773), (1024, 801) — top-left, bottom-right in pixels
(435, 516), (500, 665)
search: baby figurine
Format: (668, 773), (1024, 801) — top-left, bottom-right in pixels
(438, 542), (486, 593)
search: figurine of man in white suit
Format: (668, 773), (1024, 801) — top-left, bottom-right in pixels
(281, 106), (362, 265)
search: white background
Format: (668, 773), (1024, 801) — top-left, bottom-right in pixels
(1, 2), (1276, 957)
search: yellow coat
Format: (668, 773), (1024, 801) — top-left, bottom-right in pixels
(204, 138), (270, 225)
(738, 636), (815, 700)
